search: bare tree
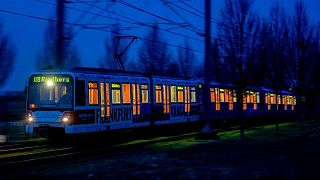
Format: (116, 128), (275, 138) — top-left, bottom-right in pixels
(289, 0), (316, 120)
(0, 23), (15, 88)
(36, 17), (80, 70)
(99, 23), (128, 70)
(138, 23), (171, 75)
(218, 0), (263, 139)
(178, 39), (194, 78)
(262, 3), (292, 130)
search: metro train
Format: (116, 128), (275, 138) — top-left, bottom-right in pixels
(25, 67), (296, 135)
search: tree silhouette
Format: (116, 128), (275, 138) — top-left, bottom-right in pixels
(0, 23), (15, 88)
(99, 23), (128, 70)
(289, 0), (317, 120)
(138, 23), (171, 75)
(36, 17), (80, 70)
(218, 0), (263, 139)
(178, 39), (194, 78)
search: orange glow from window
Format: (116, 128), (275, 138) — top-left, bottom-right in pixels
(155, 85), (162, 103)
(122, 84), (131, 104)
(88, 82), (98, 105)
(178, 90), (184, 103)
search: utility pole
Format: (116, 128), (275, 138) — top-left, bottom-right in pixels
(56, 0), (65, 68)
(199, 0), (219, 139)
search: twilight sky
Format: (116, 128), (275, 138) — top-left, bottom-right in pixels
(0, 0), (319, 91)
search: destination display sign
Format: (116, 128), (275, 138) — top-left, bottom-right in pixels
(32, 75), (71, 83)
(112, 83), (120, 88)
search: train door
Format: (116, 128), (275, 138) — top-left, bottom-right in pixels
(99, 81), (105, 124)
(99, 81), (110, 123)
(184, 86), (190, 116)
(132, 83), (141, 122)
(163, 84), (170, 120)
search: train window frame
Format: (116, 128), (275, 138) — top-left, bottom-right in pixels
(210, 88), (215, 102)
(122, 83), (131, 104)
(155, 84), (162, 104)
(111, 82), (121, 104)
(219, 89), (225, 103)
(190, 86), (196, 103)
(141, 84), (149, 104)
(177, 86), (184, 103)
(170, 85), (177, 103)
(88, 81), (99, 105)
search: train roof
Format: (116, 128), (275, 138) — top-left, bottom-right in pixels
(31, 67), (202, 81)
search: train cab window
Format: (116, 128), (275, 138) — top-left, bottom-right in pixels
(122, 83), (131, 104)
(190, 87), (196, 103)
(177, 86), (184, 103)
(141, 84), (149, 103)
(170, 86), (177, 103)
(210, 88), (215, 102)
(75, 80), (86, 106)
(112, 83), (121, 104)
(88, 82), (98, 105)
(155, 85), (162, 103)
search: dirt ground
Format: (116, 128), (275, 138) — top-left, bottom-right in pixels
(4, 120), (320, 179)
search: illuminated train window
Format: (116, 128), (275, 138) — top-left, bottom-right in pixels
(88, 82), (98, 105)
(170, 86), (177, 103)
(112, 83), (121, 104)
(155, 85), (162, 103)
(141, 84), (149, 103)
(215, 88), (220, 110)
(105, 83), (110, 116)
(122, 83), (131, 104)
(233, 90), (237, 102)
(190, 87), (196, 103)
(177, 86), (184, 103)
(132, 84), (141, 115)
(210, 88), (215, 102)
(228, 90), (233, 110)
(220, 89), (225, 102)
(100, 83), (105, 117)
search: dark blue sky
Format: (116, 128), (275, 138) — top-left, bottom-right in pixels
(0, 0), (319, 91)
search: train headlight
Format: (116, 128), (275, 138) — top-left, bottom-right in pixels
(26, 112), (33, 123)
(47, 80), (54, 87)
(61, 112), (73, 123)
(62, 117), (69, 122)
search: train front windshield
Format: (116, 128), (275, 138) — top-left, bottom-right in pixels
(27, 75), (73, 110)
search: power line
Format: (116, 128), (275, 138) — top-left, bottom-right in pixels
(34, 0), (203, 42)
(115, 0), (201, 34)
(74, 0), (203, 41)
(170, 0), (266, 39)
(0, 8), (204, 54)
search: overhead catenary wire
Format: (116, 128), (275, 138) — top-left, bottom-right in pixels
(74, 0), (203, 41)
(34, 0), (203, 42)
(0, 8), (204, 54)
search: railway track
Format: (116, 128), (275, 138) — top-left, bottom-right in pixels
(0, 131), (199, 176)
